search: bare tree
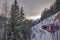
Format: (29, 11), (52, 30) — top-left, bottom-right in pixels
(1, 0), (9, 40)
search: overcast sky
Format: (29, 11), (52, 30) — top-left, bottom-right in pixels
(0, 0), (55, 20)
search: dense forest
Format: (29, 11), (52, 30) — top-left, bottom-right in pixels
(39, 0), (60, 22)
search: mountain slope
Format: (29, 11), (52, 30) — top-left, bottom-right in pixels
(31, 12), (58, 40)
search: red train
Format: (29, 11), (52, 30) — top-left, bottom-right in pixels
(42, 24), (59, 32)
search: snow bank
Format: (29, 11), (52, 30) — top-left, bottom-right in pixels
(31, 13), (58, 40)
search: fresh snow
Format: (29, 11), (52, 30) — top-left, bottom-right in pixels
(31, 13), (58, 40)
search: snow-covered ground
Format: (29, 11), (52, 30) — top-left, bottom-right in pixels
(31, 13), (58, 40)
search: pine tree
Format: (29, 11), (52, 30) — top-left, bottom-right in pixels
(56, 0), (60, 12)
(18, 7), (32, 40)
(7, 0), (33, 40)
(17, 7), (25, 27)
(23, 20), (33, 40)
(20, 7), (25, 21)
(7, 0), (20, 40)
(39, 0), (60, 22)
(17, 7), (26, 40)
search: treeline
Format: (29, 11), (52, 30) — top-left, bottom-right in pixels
(39, 0), (60, 22)
(2, 0), (33, 40)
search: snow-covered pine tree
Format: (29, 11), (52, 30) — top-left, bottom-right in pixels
(7, 0), (33, 40)
(17, 6), (25, 27)
(17, 6), (26, 40)
(20, 7), (25, 21)
(7, 0), (20, 40)
(18, 7), (33, 40)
